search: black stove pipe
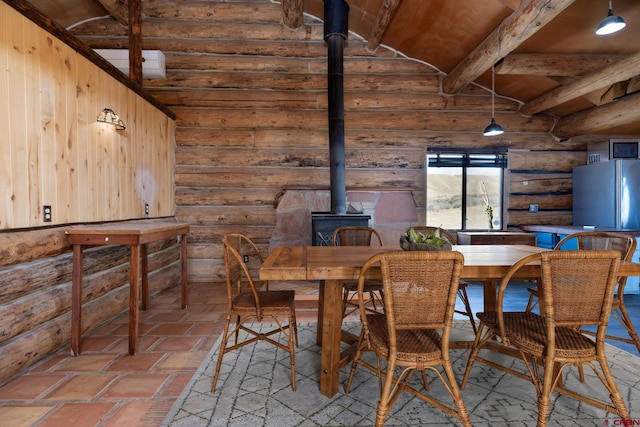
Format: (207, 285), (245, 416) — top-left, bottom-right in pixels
(324, 0), (349, 215)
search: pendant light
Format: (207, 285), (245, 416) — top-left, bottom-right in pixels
(596, 0), (626, 35)
(483, 64), (504, 137)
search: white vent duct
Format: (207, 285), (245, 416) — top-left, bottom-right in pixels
(93, 49), (166, 79)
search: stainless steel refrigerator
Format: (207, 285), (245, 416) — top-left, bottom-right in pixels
(573, 159), (640, 229)
(573, 159), (640, 294)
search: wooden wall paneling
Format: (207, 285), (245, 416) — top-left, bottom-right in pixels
(37, 26), (56, 226)
(0, 6), (11, 228)
(1, 0), (176, 228)
(6, 9), (29, 228)
(24, 14), (42, 227)
(75, 55), (94, 223)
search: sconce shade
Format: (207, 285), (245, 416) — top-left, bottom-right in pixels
(97, 108), (126, 130)
(483, 118), (504, 136)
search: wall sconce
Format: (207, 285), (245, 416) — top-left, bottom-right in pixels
(97, 108), (126, 130)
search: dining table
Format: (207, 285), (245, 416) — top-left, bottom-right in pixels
(260, 244), (640, 397)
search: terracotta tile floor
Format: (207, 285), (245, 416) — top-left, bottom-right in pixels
(1, 279), (637, 426)
(0, 281), (321, 427)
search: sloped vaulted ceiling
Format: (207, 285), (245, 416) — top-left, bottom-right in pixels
(21, 0), (640, 138)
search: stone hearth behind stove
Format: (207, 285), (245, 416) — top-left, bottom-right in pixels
(269, 189), (419, 251)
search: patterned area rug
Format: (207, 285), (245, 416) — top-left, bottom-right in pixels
(162, 321), (640, 426)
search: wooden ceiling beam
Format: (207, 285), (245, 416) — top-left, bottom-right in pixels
(521, 51), (640, 115)
(97, 0), (128, 26)
(442, 0), (575, 94)
(128, 0), (142, 84)
(553, 91), (640, 138)
(367, 0), (402, 51)
(496, 53), (626, 77)
(281, 0), (303, 29)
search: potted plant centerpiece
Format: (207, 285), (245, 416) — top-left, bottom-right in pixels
(400, 227), (452, 251)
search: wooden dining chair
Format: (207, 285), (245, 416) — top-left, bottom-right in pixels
(525, 231), (640, 353)
(408, 226), (476, 333)
(462, 250), (630, 427)
(331, 226), (384, 318)
(211, 233), (298, 393)
(345, 250), (472, 427)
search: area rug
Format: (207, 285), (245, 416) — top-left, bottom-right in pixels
(162, 321), (640, 426)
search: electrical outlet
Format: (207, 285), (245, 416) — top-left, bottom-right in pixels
(529, 203), (539, 212)
(145, 203), (149, 215)
(43, 205), (52, 222)
(243, 255), (249, 263)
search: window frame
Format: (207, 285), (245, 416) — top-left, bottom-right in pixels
(426, 149), (507, 230)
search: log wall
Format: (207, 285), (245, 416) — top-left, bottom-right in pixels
(70, 0), (608, 281)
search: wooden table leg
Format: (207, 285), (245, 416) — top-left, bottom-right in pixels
(319, 278), (342, 397)
(483, 279), (498, 312)
(181, 233), (188, 309)
(316, 280), (325, 346)
(129, 244), (141, 355)
(141, 243), (148, 311)
(71, 244), (83, 356)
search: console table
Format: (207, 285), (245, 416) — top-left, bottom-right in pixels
(457, 231), (536, 246)
(66, 221), (190, 356)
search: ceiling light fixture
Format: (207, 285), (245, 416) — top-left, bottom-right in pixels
(97, 108), (126, 130)
(596, 0), (626, 35)
(483, 64), (504, 137)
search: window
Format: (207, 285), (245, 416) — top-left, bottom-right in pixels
(426, 151), (506, 230)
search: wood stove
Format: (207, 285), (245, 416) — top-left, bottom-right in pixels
(311, 212), (371, 246)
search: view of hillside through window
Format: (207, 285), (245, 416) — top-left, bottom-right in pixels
(426, 153), (504, 230)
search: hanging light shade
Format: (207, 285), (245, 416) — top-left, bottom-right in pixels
(596, 0), (626, 35)
(483, 118), (504, 137)
(483, 65), (504, 137)
(97, 108), (126, 130)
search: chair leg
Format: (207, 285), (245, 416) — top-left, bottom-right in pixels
(456, 284), (476, 333)
(288, 312), (297, 391)
(536, 357), (556, 427)
(611, 302), (640, 353)
(442, 360), (472, 427)
(211, 314), (232, 393)
(525, 293), (539, 313)
(375, 359), (397, 427)
(597, 357), (630, 420)
(345, 329), (366, 394)
(461, 322), (489, 389)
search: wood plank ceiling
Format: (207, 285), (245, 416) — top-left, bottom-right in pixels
(24, 0), (640, 138)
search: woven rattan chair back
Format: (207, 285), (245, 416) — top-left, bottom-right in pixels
(463, 250), (629, 426)
(526, 231), (640, 353)
(404, 226), (476, 333)
(212, 233), (298, 393)
(331, 226), (383, 247)
(539, 250), (620, 328)
(222, 233), (264, 309)
(346, 250), (471, 427)
(331, 226), (384, 318)
(379, 251), (462, 330)
(554, 231), (636, 259)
